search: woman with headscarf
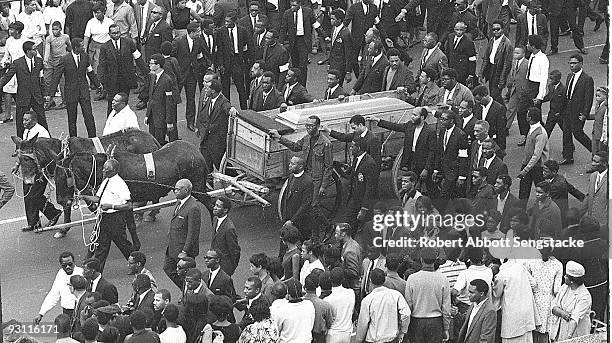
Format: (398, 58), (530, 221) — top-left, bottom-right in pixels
(550, 261), (592, 342)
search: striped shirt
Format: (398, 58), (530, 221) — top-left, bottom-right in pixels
(437, 260), (466, 288)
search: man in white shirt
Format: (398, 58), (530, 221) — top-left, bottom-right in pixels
(271, 279), (316, 343)
(17, 0), (45, 48)
(103, 92), (140, 135)
(324, 267), (355, 343)
(78, 159), (139, 273)
(34, 251), (84, 325)
(159, 304), (186, 343)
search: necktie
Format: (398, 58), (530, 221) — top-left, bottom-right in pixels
(444, 130), (450, 150)
(421, 50), (428, 68)
(514, 60), (519, 76)
(263, 91), (269, 105)
(208, 271), (213, 287)
(27, 58), (31, 72)
(478, 154), (486, 168)
(332, 27), (337, 43)
(285, 85), (291, 100)
(326, 88), (331, 100)
(114, 40), (118, 51)
(526, 55), (534, 79)
(567, 73), (575, 99)
(417, 85), (427, 106)
(454, 36), (459, 49)
(149, 21), (156, 34)
(362, 260), (375, 294)
(24, 129), (30, 140)
(76, 54), (80, 68)
(596, 174), (601, 190)
(229, 28), (236, 53)
(88, 280), (93, 291)
(531, 15), (536, 35)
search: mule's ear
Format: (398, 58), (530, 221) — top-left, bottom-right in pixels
(29, 133), (39, 143)
(11, 136), (22, 146)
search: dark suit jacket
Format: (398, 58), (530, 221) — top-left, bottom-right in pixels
(418, 46), (448, 78)
(445, 9), (479, 42)
(202, 267), (237, 300)
(262, 43), (290, 87)
(564, 71), (594, 119)
(280, 172), (313, 224)
(466, 140), (506, 191)
(99, 38), (145, 92)
(443, 33), (477, 83)
(329, 25), (353, 74)
(480, 35), (513, 87)
(473, 99), (507, 150)
(49, 53), (99, 103)
(133, 288), (156, 315)
(516, 12), (549, 50)
(247, 30), (265, 62)
(354, 54), (389, 94)
(381, 63), (417, 93)
(211, 216), (241, 275)
(330, 129), (382, 170)
(542, 82), (567, 115)
(71, 294), (87, 337)
(498, 192), (519, 229)
(377, 120), (436, 173)
(237, 13), (268, 37)
(172, 35), (206, 84)
(343, 1), (378, 49)
(548, 174), (585, 214)
(485, 156), (508, 185)
(201, 32), (218, 71)
(324, 85), (348, 100)
(347, 153), (378, 212)
(458, 115), (479, 146)
(506, 57), (529, 98)
(435, 125), (469, 181)
(167, 196), (201, 258)
(196, 93), (232, 160)
(143, 19), (172, 59)
(95, 277), (119, 304)
(457, 297), (497, 343)
(215, 25), (249, 71)
(250, 87), (284, 111)
(280, 6), (317, 44)
(0, 56), (45, 104)
(146, 71), (181, 128)
(281, 82), (314, 105)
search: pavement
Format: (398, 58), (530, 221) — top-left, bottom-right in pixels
(0, 21), (607, 336)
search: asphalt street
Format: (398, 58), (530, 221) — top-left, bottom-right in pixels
(0, 21), (607, 333)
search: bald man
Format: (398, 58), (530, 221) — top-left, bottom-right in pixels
(164, 179), (202, 288)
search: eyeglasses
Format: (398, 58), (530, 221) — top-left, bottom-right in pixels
(492, 27), (502, 31)
(151, 10), (162, 13)
(61, 262), (74, 267)
(203, 256), (217, 259)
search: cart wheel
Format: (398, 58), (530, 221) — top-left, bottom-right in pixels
(392, 148), (404, 200)
(219, 153), (228, 174)
(277, 178), (288, 220)
(317, 170), (343, 219)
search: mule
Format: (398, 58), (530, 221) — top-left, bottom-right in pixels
(68, 140), (212, 213)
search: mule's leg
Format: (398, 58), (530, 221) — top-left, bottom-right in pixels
(133, 201), (146, 224)
(144, 198), (160, 222)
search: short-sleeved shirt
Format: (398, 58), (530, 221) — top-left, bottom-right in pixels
(84, 16), (114, 43)
(96, 174), (131, 213)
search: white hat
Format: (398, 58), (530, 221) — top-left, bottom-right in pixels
(566, 261), (585, 278)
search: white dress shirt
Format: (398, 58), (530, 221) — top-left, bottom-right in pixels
(186, 34), (193, 52)
(23, 123), (50, 140)
(526, 12), (537, 35)
(596, 169), (607, 189)
(444, 83), (457, 104)
(371, 52), (383, 67)
(354, 151), (366, 170)
(39, 266), (84, 315)
(96, 174), (131, 213)
(295, 7), (304, 35)
(327, 84), (339, 99)
(103, 105), (139, 135)
(567, 69), (582, 100)
(215, 214), (227, 231)
(462, 114), (473, 129)
(489, 36), (503, 64)
(91, 273), (102, 292)
(412, 124), (423, 152)
(208, 266), (221, 286)
(526, 50), (549, 100)
(496, 191), (509, 213)
(467, 298), (487, 331)
(138, 1), (150, 37)
(228, 26), (239, 53)
(481, 99), (493, 121)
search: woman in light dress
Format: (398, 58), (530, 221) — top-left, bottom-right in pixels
(550, 261), (592, 342)
(0, 20), (27, 123)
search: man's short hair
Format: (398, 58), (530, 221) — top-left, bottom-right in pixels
(129, 251), (147, 266)
(185, 268), (202, 280)
(109, 23), (119, 32)
(71, 37), (83, 49)
(470, 278), (489, 294)
(83, 257), (101, 273)
(491, 19), (504, 27)
(370, 268), (386, 286)
(308, 115), (321, 126)
(330, 8), (345, 21)
(421, 67), (437, 80)
(179, 255), (196, 268)
(536, 180), (552, 193)
(403, 171), (418, 183)
(133, 274), (151, 290)
(92, 2), (106, 12)
(474, 167), (488, 178)
(22, 40), (35, 53)
(156, 288), (171, 301)
(163, 303), (180, 322)
(543, 160), (559, 173)
(330, 267), (344, 285)
(55, 314), (72, 334)
(304, 273), (319, 291)
(475, 119), (489, 132)
(349, 115), (366, 126)
(209, 79), (222, 93)
(217, 197), (232, 211)
(441, 68), (457, 79)
(130, 310), (147, 330)
(472, 85), (489, 97)
(160, 41), (173, 55)
(249, 253), (269, 269)
(387, 48), (401, 58)
(59, 251), (75, 263)
(569, 53), (583, 63)
(246, 276), (263, 290)
(81, 317), (100, 340)
(497, 174), (512, 188)
(262, 71), (275, 80)
(150, 53), (165, 68)
(328, 68), (342, 80)
(527, 107), (542, 122)
(549, 69), (562, 80)
(527, 34), (544, 50)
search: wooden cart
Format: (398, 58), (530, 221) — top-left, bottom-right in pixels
(217, 91), (421, 218)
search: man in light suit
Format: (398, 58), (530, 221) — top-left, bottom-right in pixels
(382, 48), (417, 93)
(479, 20), (513, 106)
(211, 197), (241, 276)
(164, 179), (203, 289)
(352, 40), (389, 95)
(327, 9), (353, 86)
(504, 46), (528, 134)
(581, 152), (608, 231)
(418, 32), (448, 80)
(456, 279), (496, 343)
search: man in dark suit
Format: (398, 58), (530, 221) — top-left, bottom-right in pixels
(164, 179), (202, 289)
(343, 0), (377, 76)
(145, 54), (181, 145)
(456, 279), (497, 343)
(443, 22), (477, 85)
(134, 0), (154, 49)
(466, 125), (507, 194)
(457, 100), (479, 146)
(542, 160), (585, 221)
(352, 40), (388, 95)
(247, 19), (267, 63)
(469, 167), (496, 214)
(382, 48), (417, 93)
(280, 68), (314, 105)
(201, 19), (218, 73)
(505, 46), (528, 135)
(202, 249), (237, 301)
(326, 114), (382, 172)
(542, 70), (567, 136)
(238, 1), (269, 37)
(0, 41), (48, 137)
(280, 0), (321, 85)
(547, 0), (587, 55)
(173, 22), (206, 131)
(69, 275), (89, 339)
(472, 0), (519, 37)
(196, 79), (232, 170)
(434, 109), (470, 211)
(239, 3), (268, 95)
(444, 0), (479, 42)
(248, 60), (264, 106)
(130, 274), (156, 317)
(83, 258), (119, 304)
(560, 54), (593, 165)
(372, 107), (436, 180)
(398, 0), (454, 39)
(99, 24), (147, 115)
(493, 174), (519, 229)
(515, 1), (549, 53)
(216, 13), (249, 109)
(47, 38), (99, 138)
(279, 156), (313, 231)
(327, 9), (353, 86)
(211, 197), (241, 276)
(142, 5), (172, 61)
(479, 20), (513, 106)
(249, 71), (284, 111)
(418, 32), (448, 80)
(262, 30), (291, 88)
(323, 69), (348, 100)
(343, 137), (378, 232)
(473, 85), (507, 151)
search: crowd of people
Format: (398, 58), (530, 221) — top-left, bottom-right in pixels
(0, 0), (609, 341)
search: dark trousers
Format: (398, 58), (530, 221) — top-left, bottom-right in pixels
(589, 282), (608, 321)
(179, 76), (197, 127)
(62, 308), (74, 317)
(407, 317), (444, 343)
(23, 180), (61, 227)
(550, 8), (584, 51)
(106, 87), (131, 115)
(163, 252), (183, 289)
(86, 211), (133, 273)
(544, 111), (563, 136)
(562, 115), (592, 159)
(601, 11), (610, 60)
(221, 57), (248, 109)
(67, 97), (96, 138)
(16, 99), (47, 138)
(486, 63), (505, 106)
(578, 2), (603, 29)
(290, 37), (309, 86)
(518, 164), (544, 207)
(149, 124), (168, 146)
(516, 82), (540, 136)
(312, 332), (326, 343)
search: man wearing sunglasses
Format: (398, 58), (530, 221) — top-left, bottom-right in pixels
(34, 251), (84, 325)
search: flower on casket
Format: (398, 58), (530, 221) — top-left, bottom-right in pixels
(336, 38), (342, 44)
(358, 173), (364, 182)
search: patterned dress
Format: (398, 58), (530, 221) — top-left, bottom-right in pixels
(238, 319), (279, 343)
(526, 257), (563, 334)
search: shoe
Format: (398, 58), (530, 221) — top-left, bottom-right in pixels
(134, 101), (147, 110)
(53, 231), (66, 239)
(579, 48), (588, 55)
(45, 212), (62, 227)
(559, 158), (574, 165)
(547, 49), (558, 56)
(54, 102), (66, 111)
(187, 124), (196, 132)
(600, 57), (608, 64)
(22, 225), (38, 232)
(517, 137), (526, 146)
(559, 29), (571, 36)
(317, 60), (326, 65)
(594, 17), (604, 31)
